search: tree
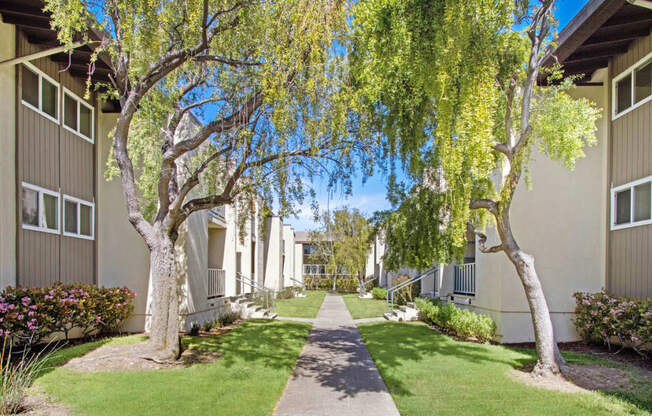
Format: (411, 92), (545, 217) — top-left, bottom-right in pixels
(46, 0), (365, 360)
(350, 0), (601, 376)
(310, 208), (373, 293)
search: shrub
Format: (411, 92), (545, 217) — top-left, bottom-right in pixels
(573, 291), (651, 354)
(318, 278), (333, 290)
(1, 336), (52, 414)
(0, 283), (135, 349)
(304, 277), (375, 293)
(276, 287), (296, 300)
(201, 320), (214, 332)
(391, 276), (420, 305)
(189, 323), (200, 336)
(415, 298), (496, 342)
(217, 310), (240, 327)
(372, 287), (387, 300)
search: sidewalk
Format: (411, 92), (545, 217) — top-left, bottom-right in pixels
(274, 294), (400, 416)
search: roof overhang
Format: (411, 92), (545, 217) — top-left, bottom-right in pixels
(542, 0), (652, 84)
(0, 0), (119, 111)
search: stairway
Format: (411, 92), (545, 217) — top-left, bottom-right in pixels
(232, 295), (277, 320)
(383, 302), (419, 322)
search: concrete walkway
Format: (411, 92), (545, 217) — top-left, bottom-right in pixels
(274, 294), (400, 416)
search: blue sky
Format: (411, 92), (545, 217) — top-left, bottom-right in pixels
(284, 0), (589, 231)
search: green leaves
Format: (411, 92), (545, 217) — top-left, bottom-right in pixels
(351, 0), (601, 270)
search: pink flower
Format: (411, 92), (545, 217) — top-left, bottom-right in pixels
(631, 336), (640, 342)
(17, 314), (23, 320)
(21, 296), (31, 306)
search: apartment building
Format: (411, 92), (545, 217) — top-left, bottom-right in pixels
(0, 1), (299, 333)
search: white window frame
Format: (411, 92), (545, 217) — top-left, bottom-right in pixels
(62, 194), (95, 240)
(62, 87), (94, 143)
(21, 62), (60, 124)
(612, 50), (652, 120)
(611, 175), (652, 231)
(21, 182), (60, 235)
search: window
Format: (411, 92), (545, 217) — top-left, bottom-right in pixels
(63, 195), (94, 239)
(613, 51), (652, 118)
(21, 63), (59, 122)
(21, 183), (59, 234)
(62, 89), (94, 142)
(635, 60), (652, 104)
(611, 176), (652, 230)
(303, 244), (316, 255)
(616, 75), (632, 114)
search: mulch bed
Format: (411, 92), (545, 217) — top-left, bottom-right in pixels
(505, 341), (651, 372)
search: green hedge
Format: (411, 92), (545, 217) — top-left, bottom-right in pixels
(372, 287), (387, 300)
(304, 277), (374, 292)
(574, 291), (651, 353)
(415, 298), (496, 343)
(0, 283), (136, 348)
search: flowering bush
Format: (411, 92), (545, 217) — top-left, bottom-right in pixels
(573, 291), (651, 355)
(1, 283), (135, 348)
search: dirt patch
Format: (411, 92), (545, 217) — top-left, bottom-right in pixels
(511, 363), (632, 393)
(506, 341), (651, 372)
(18, 388), (71, 416)
(63, 341), (221, 372)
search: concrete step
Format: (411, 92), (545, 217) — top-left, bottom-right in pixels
(383, 312), (401, 322)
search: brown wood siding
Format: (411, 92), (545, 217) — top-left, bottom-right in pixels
(608, 31), (652, 299)
(16, 29), (96, 287)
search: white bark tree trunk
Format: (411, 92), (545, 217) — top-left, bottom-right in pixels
(497, 215), (566, 376)
(148, 231), (181, 360)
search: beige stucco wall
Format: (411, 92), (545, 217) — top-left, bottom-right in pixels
(282, 225), (295, 287)
(264, 217), (282, 291)
(468, 84), (609, 343)
(0, 20), (16, 290)
(96, 112), (150, 333)
(294, 243), (303, 284)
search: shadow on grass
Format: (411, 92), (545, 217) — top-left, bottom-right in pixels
(183, 319), (311, 371)
(357, 322), (533, 396)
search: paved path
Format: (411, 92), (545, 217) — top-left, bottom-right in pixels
(274, 294), (400, 416)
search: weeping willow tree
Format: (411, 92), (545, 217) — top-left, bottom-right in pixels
(45, 0), (368, 360)
(351, 0), (601, 376)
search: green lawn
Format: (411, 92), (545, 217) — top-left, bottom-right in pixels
(341, 293), (387, 319)
(35, 320), (311, 416)
(358, 321), (652, 416)
(275, 290), (326, 318)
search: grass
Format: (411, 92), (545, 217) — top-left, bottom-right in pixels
(275, 290), (326, 318)
(341, 293), (387, 319)
(34, 320), (311, 416)
(358, 321), (652, 416)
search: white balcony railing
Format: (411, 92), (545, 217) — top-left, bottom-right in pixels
(208, 268), (226, 298)
(454, 263), (476, 296)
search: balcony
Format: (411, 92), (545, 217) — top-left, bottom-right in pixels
(208, 268), (226, 298)
(454, 263), (476, 296)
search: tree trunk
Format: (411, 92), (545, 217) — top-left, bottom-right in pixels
(148, 232), (181, 360)
(498, 218), (566, 377)
(358, 272), (366, 296)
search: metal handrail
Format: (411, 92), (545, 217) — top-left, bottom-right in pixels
(288, 276), (307, 295)
(235, 272), (275, 312)
(386, 266), (438, 313)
